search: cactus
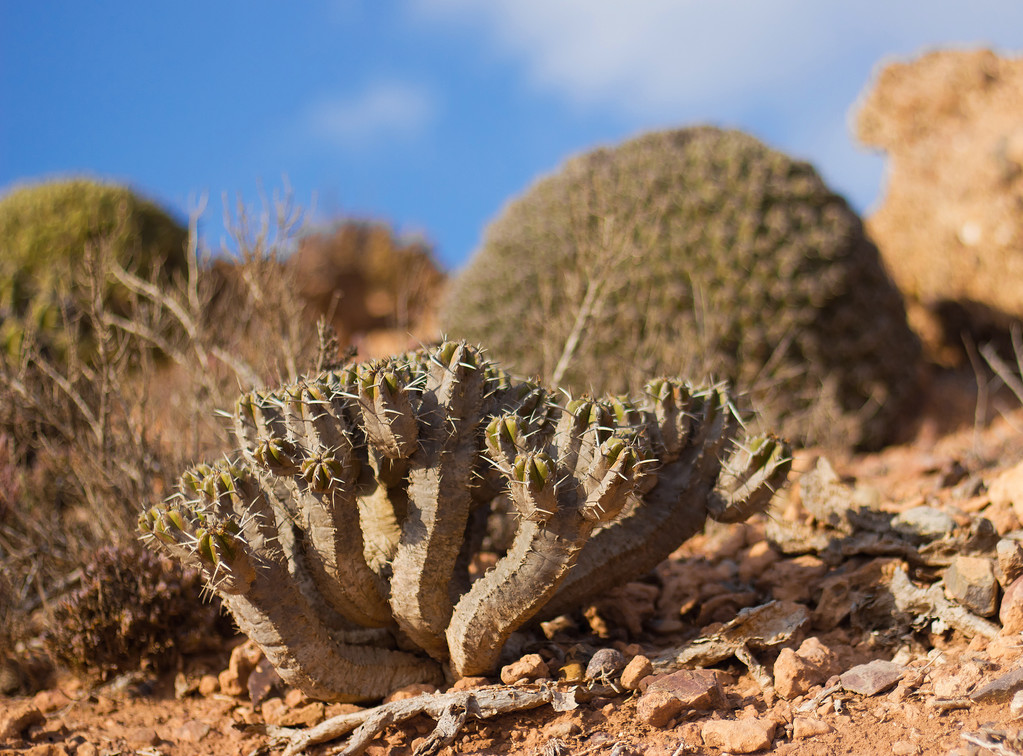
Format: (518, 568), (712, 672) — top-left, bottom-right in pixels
(141, 341), (792, 702)
(0, 177), (188, 357)
(441, 126), (922, 450)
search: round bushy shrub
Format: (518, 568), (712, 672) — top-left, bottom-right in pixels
(45, 545), (231, 679)
(442, 126), (921, 449)
(0, 177), (188, 356)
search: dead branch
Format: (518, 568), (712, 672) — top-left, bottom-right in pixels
(274, 682), (600, 756)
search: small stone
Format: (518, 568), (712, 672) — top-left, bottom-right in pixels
(636, 689), (684, 728)
(32, 689), (71, 713)
(988, 462), (1023, 521)
(285, 687), (310, 708)
(543, 714), (582, 739)
(792, 716), (832, 739)
(891, 506), (956, 542)
(450, 676), (490, 691)
(220, 640), (263, 697)
(1011, 690), (1023, 718)
(586, 648), (626, 682)
(774, 648), (820, 700)
(384, 683), (437, 703)
(177, 719), (211, 742)
(645, 669), (724, 710)
(198, 674), (220, 697)
(620, 655), (653, 691)
(795, 637), (840, 677)
(970, 666), (1023, 703)
(840, 660), (905, 696)
(891, 740), (920, 755)
(276, 702), (326, 728)
(247, 657), (283, 706)
(1001, 575), (1023, 633)
(501, 654), (549, 684)
(701, 718), (776, 753)
(174, 672), (197, 699)
(931, 661), (984, 698)
(944, 555), (999, 616)
(126, 726), (160, 747)
(0, 702), (44, 739)
(998, 539), (1023, 586)
(758, 555), (828, 603)
(260, 697), (287, 725)
(75, 745), (98, 756)
(738, 541), (781, 583)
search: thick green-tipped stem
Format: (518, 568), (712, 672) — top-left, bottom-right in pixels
(540, 384), (737, 617)
(446, 433), (639, 677)
(708, 434), (792, 523)
(389, 343), (486, 661)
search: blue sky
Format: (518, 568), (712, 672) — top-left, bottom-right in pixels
(2, 2), (1021, 270)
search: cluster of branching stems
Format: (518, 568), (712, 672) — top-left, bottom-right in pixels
(141, 340), (792, 702)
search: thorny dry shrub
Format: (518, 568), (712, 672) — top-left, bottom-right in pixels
(290, 220), (445, 348)
(0, 188), (329, 681)
(44, 544), (229, 680)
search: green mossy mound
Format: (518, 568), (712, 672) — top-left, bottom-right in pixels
(443, 126), (921, 449)
(0, 177), (188, 357)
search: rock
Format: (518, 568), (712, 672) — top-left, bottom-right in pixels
(543, 714), (582, 739)
(620, 655), (653, 691)
(636, 689), (684, 728)
(998, 539), (1023, 586)
(798, 458), (878, 532)
(384, 683), (437, 703)
(774, 649), (820, 700)
(450, 676), (490, 691)
(891, 740), (920, 756)
(991, 463), (1023, 519)
(247, 657), (284, 706)
(932, 661), (984, 698)
(276, 702), (326, 728)
(840, 660), (905, 696)
(701, 718), (776, 753)
(1011, 689), (1023, 717)
(586, 648), (627, 682)
(891, 506), (957, 542)
(177, 719), (211, 742)
(792, 716), (832, 739)
(795, 637), (840, 677)
(738, 541), (781, 583)
(758, 555), (828, 603)
(855, 49), (1023, 362)
(219, 640), (263, 697)
(944, 555), (1000, 616)
(198, 674), (220, 697)
(970, 666), (1023, 703)
(1000, 575), (1023, 633)
(32, 689), (70, 713)
(0, 702), (44, 739)
(500, 654), (549, 684)
(644, 669), (725, 710)
(126, 726), (160, 747)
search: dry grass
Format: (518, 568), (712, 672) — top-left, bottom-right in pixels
(0, 189), (327, 675)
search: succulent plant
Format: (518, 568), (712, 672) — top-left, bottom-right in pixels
(141, 341), (791, 702)
(441, 126), (921, 449)
(0, 177), (188, 357)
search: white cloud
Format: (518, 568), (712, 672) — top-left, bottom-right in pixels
(303, 80), (437, 150)
(413, 0), (1022, 116)
(412, 0), (1023, 208)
